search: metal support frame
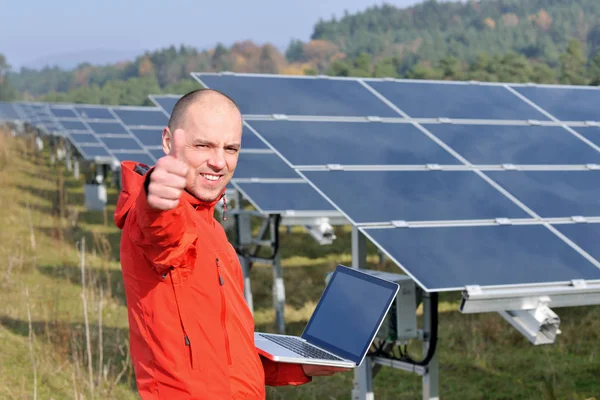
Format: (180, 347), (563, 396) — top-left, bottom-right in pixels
(351, 226), (439, 400)
(233, 192), (287, 333)
(73, 157), (80, 180)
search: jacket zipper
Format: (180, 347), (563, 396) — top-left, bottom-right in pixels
(167, 269), (198, 369)
(216, 257), (232, 365)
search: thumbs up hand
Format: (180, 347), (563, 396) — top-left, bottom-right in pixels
(147, 129), (191, 210)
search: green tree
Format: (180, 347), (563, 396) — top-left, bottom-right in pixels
(285, 39), (305, 62)
(373, 57), (400, 78)
(531, 62), (557, 84)
(588, 50), (600, 85)
(559, 39), (588, 85)
(0, 54), (16, 101)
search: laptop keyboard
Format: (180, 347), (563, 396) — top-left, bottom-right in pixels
(259, 334), (345, 361)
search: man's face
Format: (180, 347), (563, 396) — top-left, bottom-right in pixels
(163, 100), (242, 203)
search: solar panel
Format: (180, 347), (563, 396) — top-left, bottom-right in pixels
(570, 126), (600, 149)
(86, 121), (128, 135)
(112, 108), (168, 127)
(365, 80), (551, 121)
(196, 73), (600, 300)
(79, 145), (112, 158)
(554, 223), (600, 261)
(74, 106), (113, 120)
(233, 182), (336, 214)
(130, 128), (164, 147)
(148, 148), (165, 160)
(246, 120), (459, 166)
(241, 126), (269, 149)
(486, 171), (600, 218)
(69, 133), (100, 145)
(0, 102), (19, 120)
(301, 170), (530, 224)
(50, 106), (78, 119)
(60, 120), (88, 131)
(512, 85), (600, 122)
(424, 124), (600, 165)
(192, 73), (400, 117)
(102, 137), (144, 150)
(234, 153), (300, 180)
(149, 95), (180, 115)
(360, 224), (600, 291)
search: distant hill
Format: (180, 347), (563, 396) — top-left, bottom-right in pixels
(21, 48), (142, 71)
(3, 0), (600, 105)
(307, 0), (600, 70)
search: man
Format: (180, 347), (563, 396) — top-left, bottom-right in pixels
(114, 89), (347, 399)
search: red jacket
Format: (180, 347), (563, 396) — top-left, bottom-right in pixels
(114, 161), (311, 399)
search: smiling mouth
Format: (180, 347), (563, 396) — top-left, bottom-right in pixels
(200, 173), (221, 182)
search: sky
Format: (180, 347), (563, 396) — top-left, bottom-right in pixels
(1, 0), (422, 70)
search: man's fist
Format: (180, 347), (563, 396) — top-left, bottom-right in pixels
(147, 129), (190, 210)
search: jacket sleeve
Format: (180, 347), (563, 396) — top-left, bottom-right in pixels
(131, 172), (197, 276)
(261, 356), (312, 387)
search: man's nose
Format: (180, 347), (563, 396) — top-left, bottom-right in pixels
(207, 148), (226, 170)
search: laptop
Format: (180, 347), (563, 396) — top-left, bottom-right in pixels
(255, 265), (399, 368)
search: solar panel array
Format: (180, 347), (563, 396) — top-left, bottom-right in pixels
(150, 94), (337, 215)
(192, 73), (600, 293)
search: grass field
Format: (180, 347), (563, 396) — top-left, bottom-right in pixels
(1, 130), (599, 400)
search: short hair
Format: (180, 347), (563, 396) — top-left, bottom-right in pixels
(167, 88), (240, 130)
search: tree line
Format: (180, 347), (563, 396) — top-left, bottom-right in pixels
(2, 0), (600, 105)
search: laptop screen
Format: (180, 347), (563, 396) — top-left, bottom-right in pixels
(301, 265), (399, 365)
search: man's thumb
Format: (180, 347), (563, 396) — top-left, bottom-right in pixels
(170, 129), (186, 160)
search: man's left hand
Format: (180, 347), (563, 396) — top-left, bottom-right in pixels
(302, 364), (352, 377)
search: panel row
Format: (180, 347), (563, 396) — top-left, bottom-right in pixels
(193, 73), (600, 122)
(301, 170), (600, 224)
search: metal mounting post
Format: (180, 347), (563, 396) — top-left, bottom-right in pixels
(271, 217), (286, 334)
(73, 157), (80, 180)
(352, 226), (373, 399)
(422, 292), (439, 400)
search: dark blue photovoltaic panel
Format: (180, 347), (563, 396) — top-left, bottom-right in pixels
(102, 137), (143, 151)
(196, 74), (398, 117)
(113, 108), (168, 126)
(50, 107), (77, 118)
(424, 124), (600, 165)
(513, 86), (600, 122)
(302, 171), (529, 224)
(0, 102), (19, 120)
(242, 126), (268, 149)
(87, 122), (128, 135)
(149, 149), (165, 161)
(362, 225), (600, 291)
(486, 171), (600, 218)
(234, 182), (336, 212)
(152, 96), (179, 115)
(79, 146), (111, 158)
(366, 81), (550, 120)
(248, 121), (458, 166)
(70, 133), (99, 144)
(60, 120), (88, 131)
(570, 126), (600, 149)
(112, 152), (155, 166)
(130, 128), (163, 147)
(75, 107), (113, 120)
(234, 153), (299, 179)
(554, 223), (600, 262)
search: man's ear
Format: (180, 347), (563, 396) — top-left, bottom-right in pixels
(162, 127), (172, 155)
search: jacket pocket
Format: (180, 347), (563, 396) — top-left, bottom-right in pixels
(168, 269), (201, 370)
